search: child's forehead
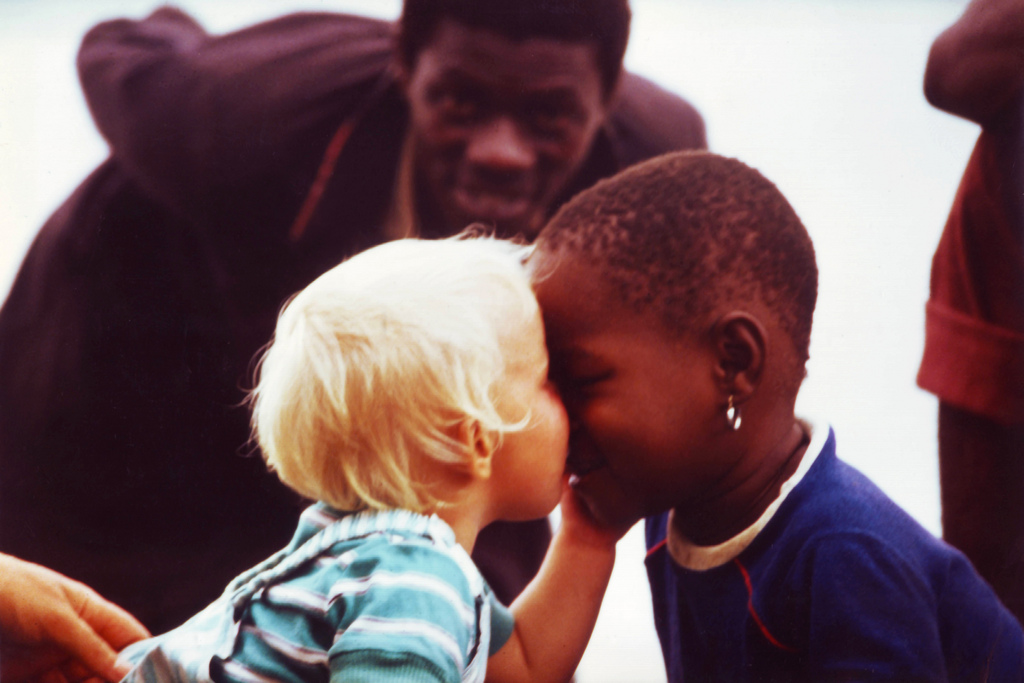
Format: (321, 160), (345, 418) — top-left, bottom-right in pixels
(530, 249), (648, 342)
(500, 306), (548, 367)
(529, 244), (607, 292)
(530, 249), (609, 309)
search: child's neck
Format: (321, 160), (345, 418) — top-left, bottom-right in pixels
(417, 456), (494, 554)
(434, 504), (491, 555)
(673, 420), (810, 547)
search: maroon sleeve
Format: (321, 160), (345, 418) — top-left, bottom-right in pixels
(918, 132), (1024, 424)
(77, 8), (394, 236)
(917, 0), (1024, 424)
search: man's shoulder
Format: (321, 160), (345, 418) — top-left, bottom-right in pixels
(241, 10), (393, 45)
(227, 11), (395, 74)
(605, 72), (707, 165)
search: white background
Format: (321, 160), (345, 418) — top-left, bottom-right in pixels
(0, 1), (980, 680)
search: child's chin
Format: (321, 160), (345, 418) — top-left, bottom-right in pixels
(576, 485), (643, 529)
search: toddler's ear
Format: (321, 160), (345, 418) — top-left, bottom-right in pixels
(455, 419), (495, 480)
(712, 311), (765, 400)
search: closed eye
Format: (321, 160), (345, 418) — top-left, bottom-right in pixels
(559, 371), (612, 398)
(547, 351), (611, 398)
(574, 372), (610, 387)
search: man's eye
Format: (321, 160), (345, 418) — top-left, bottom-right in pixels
(433, 90), (480, 121)
(524, 97), (582, 138)
(529, 107), (573, 137)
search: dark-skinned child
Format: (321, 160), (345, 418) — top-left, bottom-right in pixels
(530, 150), (1024, 681)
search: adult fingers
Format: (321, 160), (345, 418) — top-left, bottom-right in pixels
(73, 586), (150, 651)
(42, 615), (124, 683)
(0, 644), (67, 683)
(48, 583), (148, 681)
(39, 665), (71, 683)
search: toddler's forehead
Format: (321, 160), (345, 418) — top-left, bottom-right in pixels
(501, 305), (547, 358)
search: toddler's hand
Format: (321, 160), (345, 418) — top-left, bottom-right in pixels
(557, 477), (636, 549)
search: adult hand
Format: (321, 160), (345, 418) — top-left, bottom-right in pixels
(0, 553), (150, 682)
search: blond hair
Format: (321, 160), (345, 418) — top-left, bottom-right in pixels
(250, 236), (537, 513)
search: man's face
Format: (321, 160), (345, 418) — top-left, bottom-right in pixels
(402, 19), (608, 239)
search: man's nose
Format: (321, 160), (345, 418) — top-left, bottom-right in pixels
(465, 117), (536, 172)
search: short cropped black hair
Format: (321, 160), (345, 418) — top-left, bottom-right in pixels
(537, 150), (818, 364)
(397, 0), (631, 96)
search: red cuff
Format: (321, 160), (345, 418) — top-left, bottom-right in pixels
(918, 299), (1024, 425)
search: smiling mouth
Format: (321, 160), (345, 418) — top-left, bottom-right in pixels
(452, 186), (532, 224)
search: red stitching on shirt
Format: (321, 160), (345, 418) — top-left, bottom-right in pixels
(288, 120), (355, 243)
(646, 537), (668, 558)
(733, 559), (798, 653)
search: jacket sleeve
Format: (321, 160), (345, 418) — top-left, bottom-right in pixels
(77, 8), (394, 236)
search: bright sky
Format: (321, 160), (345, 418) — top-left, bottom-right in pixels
(0, 1), (979, 680)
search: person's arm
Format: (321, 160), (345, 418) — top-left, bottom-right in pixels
(0, 553), (150, 683)
(484, 485), (630, 683)
(924, 0), (1024, 127)
(77, 8), (394, 234)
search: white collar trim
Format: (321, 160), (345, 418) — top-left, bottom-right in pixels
(666, 417), (829, 571)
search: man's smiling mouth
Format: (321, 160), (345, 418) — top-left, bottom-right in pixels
(452, 187), (532, 223)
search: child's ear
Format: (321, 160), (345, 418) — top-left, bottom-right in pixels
(711, 311), (766, 400)
(455, 419), (495, 480)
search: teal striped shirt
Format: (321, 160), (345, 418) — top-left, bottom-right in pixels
(120, 504), (515, 683)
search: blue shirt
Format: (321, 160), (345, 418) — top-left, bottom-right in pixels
(120, 504), (514, 683)
(645, 427), (1024, 681)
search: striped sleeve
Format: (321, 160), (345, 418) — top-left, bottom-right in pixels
(326, 541), (481, 683)
(487, 591), (514, 657)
